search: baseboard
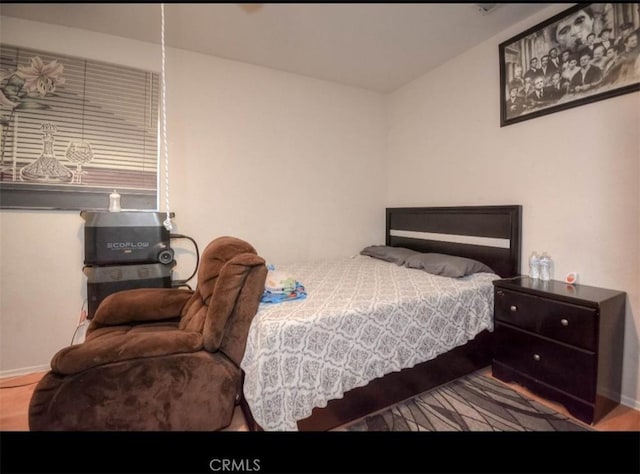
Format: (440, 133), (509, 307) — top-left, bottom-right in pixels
(0, 364), (49, 380)
(620, 393), (640, 411)
(599, 387), (640, 412)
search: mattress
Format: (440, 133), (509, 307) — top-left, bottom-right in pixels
(240, 255), (498, 431)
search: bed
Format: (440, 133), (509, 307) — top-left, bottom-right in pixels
(240, 205), (522, 431)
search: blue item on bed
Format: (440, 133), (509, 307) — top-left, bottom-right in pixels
(261, 264), (307, 303)
(261, 282), (307, 304)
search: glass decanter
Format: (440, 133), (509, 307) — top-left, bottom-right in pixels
(20, 122), (73, 183)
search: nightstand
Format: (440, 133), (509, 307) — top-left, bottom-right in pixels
(492, 276), (626, 425)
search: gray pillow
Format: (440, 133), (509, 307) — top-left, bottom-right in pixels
(404, 253), (494, 278)
(360, 245), (418, 265)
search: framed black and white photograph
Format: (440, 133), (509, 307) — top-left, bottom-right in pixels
(500, 3), (640, 127)
(0, 44), (159, 210)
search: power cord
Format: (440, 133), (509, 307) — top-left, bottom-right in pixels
(70, 299), (89, 345)
(170, 234), (199, 288)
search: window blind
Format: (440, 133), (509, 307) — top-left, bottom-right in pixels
(0, 44), (159, 209)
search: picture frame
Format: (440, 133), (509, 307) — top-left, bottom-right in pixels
(0, 44), (160, 210)
(499, 3), (640, 127)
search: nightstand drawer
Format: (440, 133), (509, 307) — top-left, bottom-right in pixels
(495, 288), (597, 350)
(494, 324), (596, 402)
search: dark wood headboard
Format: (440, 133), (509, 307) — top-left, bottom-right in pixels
(385, 205), (522, 278)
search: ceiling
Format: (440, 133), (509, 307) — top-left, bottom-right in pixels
(0, 3), (550, 92)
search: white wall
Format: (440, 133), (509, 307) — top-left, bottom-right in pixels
(2, 8), (639, 411)
(387, 5), (640, 409)
(0, 17), (387, 375)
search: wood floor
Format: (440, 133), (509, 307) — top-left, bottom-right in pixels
(1, 367), (638, 431)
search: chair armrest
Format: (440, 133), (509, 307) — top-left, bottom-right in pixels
(91, 288), (193, 326)
(51, 328), (203, 375)
(203, 253), (266, 352)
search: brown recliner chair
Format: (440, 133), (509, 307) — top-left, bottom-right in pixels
(29, 236), (267, 431)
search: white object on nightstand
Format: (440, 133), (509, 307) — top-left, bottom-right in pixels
(565, 272), (578, 285)
(529, 251), (540, 279)
(539, 253), (552, 281)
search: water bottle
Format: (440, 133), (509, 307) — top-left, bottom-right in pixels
(529, 251), (540, 279)
(108, 190), (121, 212)
(539, 253), (552, 281)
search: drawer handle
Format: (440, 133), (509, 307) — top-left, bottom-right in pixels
(560, 318), (569, 327)
(533, 354), (541, 362)
(510, 305), (518, 312)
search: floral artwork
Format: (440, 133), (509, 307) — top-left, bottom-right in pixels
(1, 56), (65, 105)
(1, 57), (74, 183)
(0, 44), (159, 210)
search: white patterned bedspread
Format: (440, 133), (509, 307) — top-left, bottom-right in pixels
(241, 255), (497, 431)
